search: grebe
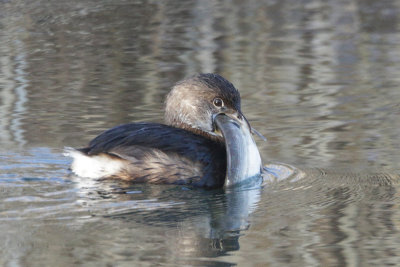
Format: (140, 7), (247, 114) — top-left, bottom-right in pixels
(65, 73), (263, 188)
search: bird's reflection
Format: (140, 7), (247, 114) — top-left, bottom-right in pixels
(88, 178), (262, 258)
(71, 164), (297, 261)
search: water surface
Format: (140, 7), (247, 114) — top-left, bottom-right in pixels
(1, 0), (400, 266)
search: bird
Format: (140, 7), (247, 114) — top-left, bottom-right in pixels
(64, 73), (263, 189)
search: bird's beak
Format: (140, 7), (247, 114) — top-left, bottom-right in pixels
(213, 112), (263, 187)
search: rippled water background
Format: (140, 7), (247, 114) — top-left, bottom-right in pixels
(1, 0), (400, 266)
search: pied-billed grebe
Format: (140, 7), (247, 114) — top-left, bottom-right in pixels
(64, 73), (263, 188)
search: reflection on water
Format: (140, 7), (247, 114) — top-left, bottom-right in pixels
(1, 0), (400, 265)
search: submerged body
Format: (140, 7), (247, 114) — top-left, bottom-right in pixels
(65, 73), (263, 188)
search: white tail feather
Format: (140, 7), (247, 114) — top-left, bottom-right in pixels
(63, 147), (125, 179)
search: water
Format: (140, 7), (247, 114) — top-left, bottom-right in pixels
(1, 0), (400, 266)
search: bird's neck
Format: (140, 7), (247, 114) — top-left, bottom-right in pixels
(169, 121), (224, 143)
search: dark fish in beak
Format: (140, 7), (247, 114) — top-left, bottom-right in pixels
(214, 113), (263, 187)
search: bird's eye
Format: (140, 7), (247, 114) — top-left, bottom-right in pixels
(213, 98), (224, 107)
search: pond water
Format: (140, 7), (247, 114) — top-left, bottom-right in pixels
(1, 0), (400, 266)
